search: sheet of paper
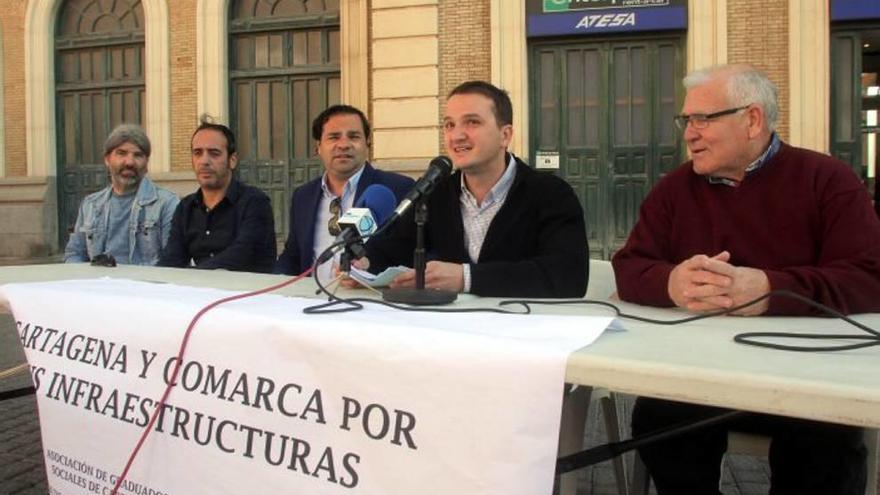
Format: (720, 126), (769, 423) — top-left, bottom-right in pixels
(349, 265), (409, 287)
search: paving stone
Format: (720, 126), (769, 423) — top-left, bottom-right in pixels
(1, 315), (48, 495)
(727, 455), (771, 485)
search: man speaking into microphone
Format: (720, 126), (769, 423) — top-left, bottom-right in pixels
(362, 81), (588, 298)
(274, 105), (414, 279)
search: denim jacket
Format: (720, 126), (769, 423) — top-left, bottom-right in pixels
(63, 177), (180, 265)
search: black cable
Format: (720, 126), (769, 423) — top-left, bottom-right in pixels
(304, 259), (365, 314)
(556, 410), (745, 474)
(0, 386), (36, 402)
(733, 333), (880, 352)
(303, 242), (529, 315)
(733, 292), (880, 352)
(305, 256), (880, 351)
(307, 295), (529, 315)
(501, 290), (880, 353)
(306, 235), (880, 352)
(500, 297), (747, 325)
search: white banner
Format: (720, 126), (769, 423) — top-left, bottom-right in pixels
(1, 278), (610, 495)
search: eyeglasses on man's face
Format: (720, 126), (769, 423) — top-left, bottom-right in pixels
(673, 105), (750, 131)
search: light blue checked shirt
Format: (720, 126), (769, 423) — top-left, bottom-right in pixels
(460, 154), (518, 292)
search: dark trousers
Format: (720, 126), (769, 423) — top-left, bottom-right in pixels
(632, 397), (867, 495)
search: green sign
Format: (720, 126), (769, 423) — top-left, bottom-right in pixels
(543, 0), (572, 12)
(541, 0), (671, 13)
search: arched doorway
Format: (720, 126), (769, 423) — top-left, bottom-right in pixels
(229, 0), (341, 242)
(55, 0), (146, 246)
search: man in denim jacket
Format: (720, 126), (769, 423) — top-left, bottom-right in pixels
(64, 124), (179, 265)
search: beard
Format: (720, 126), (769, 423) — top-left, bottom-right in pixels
(111, 169), (142, 192)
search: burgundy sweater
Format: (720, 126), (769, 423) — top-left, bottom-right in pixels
(612, 143), (880, 315)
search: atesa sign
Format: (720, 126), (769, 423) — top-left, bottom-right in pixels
(830, 0), (880, 21)
(526, 0), (687, 37)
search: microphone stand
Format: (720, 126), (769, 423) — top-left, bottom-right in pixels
(414, 201), (428, 289)
(383, 200), (457, 305)
(322, 240), (381, 296)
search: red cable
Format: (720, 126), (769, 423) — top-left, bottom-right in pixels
(110, 267), (314, 495)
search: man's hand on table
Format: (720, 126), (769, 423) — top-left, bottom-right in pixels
(668, 251), (770, 316)
(389, 261), (464, 293)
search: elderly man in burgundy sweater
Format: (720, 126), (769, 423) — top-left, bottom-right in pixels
(612, 64), (880, 495)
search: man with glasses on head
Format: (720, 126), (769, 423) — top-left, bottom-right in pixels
(612, 64), (880, 494)
(274, 105), (414, 279)
(64, 124), (179, 265)
(159, 117), (276, 272)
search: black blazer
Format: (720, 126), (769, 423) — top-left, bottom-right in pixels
(274, 162), (415, 275)
(367, 157), (588, 298)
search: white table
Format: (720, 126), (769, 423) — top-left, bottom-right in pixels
(1, 262), (879, 429)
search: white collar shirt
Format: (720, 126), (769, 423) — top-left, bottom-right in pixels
(313, 165), (366, 282)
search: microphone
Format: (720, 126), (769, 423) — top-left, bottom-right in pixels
(316, 184), (397, 264)
(380, 158), (457, 306)
(390, 156), (453, 220)
(354, 184), (397, 226)
(337, 208), (377, 239)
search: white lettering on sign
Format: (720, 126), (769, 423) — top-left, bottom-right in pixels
(574, 12), (636, 29)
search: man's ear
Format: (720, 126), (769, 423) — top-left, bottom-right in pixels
(500, 124), (514, 149)
(747, 105), (765, 139)
(229, 152), (239, 170)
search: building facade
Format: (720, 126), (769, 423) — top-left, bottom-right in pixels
(0, 0), (877, 260)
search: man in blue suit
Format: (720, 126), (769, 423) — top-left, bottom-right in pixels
(275, 105), (414, 277)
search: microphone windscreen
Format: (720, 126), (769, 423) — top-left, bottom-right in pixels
(355, 184), (397, 225)
(429, 155), (453, 176)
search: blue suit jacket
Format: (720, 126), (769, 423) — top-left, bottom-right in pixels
(274, 162), (414, 275)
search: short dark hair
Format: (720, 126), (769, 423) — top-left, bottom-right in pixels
(448, 81), (513, 127)
(311, 105), (371, 142)
(192, 115), (237, 155)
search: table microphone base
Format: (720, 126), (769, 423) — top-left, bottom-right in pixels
(382, 287), (457, 306)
